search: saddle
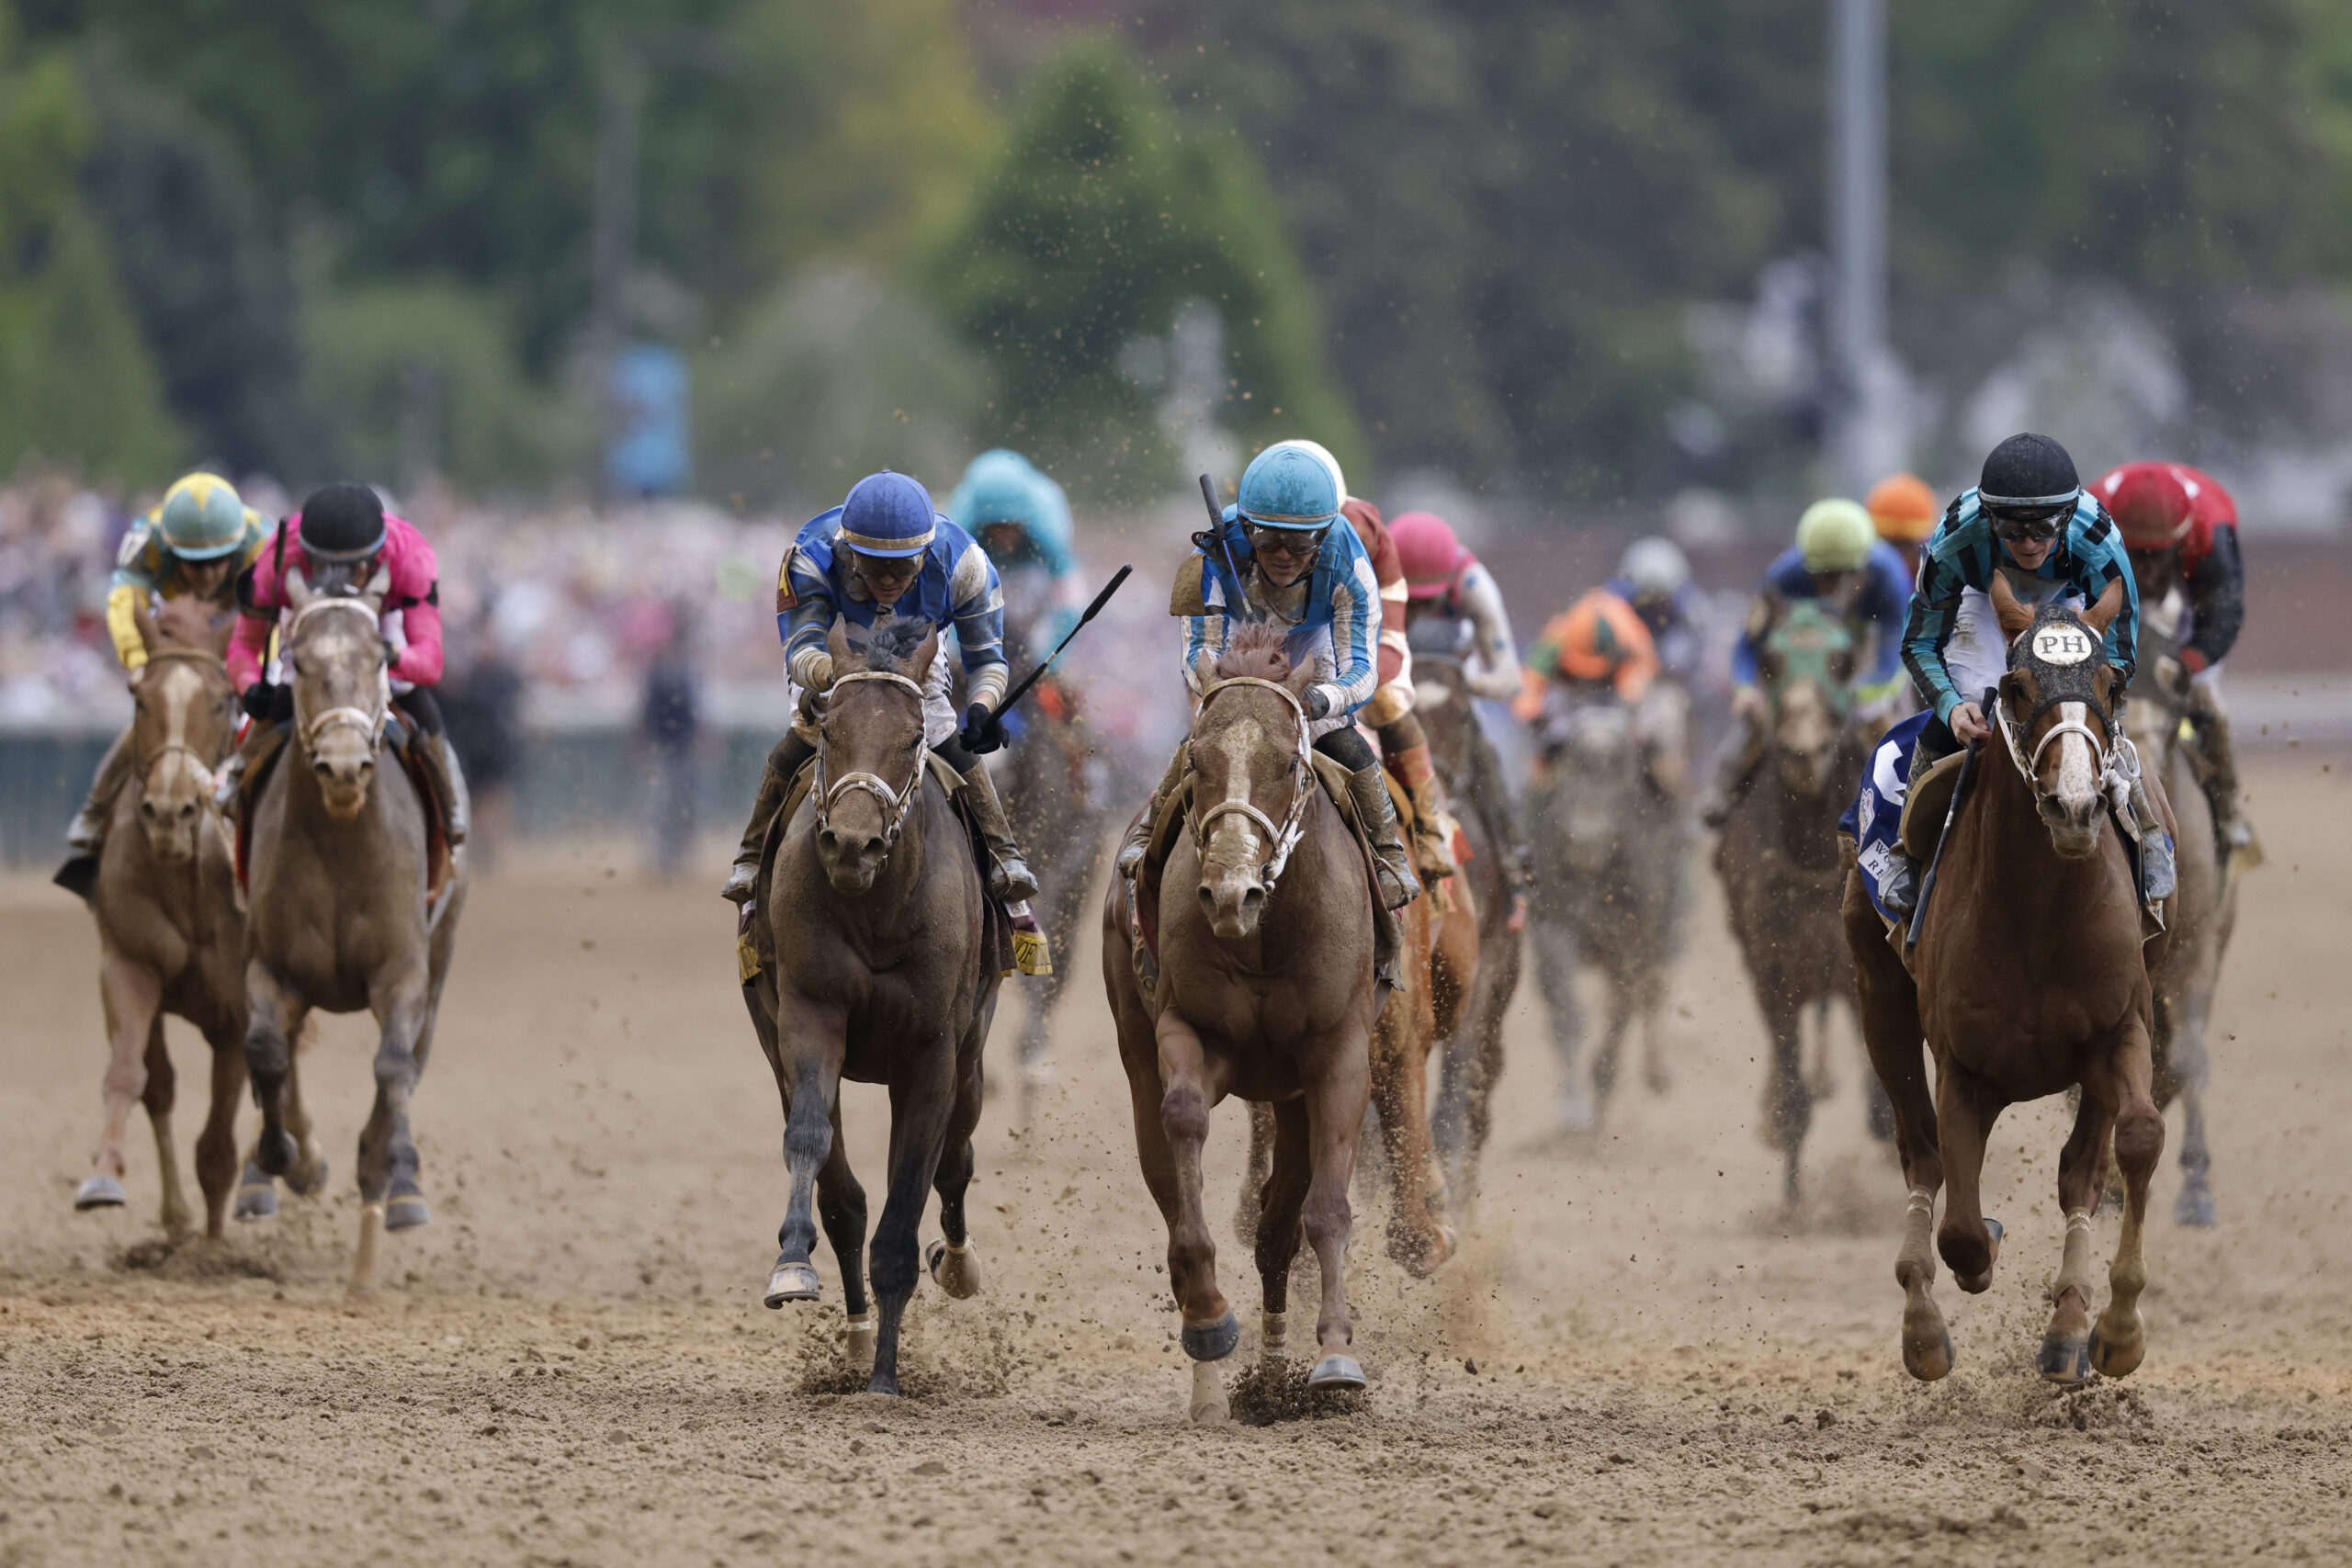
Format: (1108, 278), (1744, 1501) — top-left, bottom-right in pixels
(733, 753), (1022, 987)
(1122, 755), (1402, 998)
(230, 718), (456, 924)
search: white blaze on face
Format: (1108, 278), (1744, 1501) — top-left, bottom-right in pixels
(2052, 700), (2098, 814)
(1211, 720), (1264, 861)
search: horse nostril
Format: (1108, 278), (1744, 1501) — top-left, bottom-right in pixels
(1240, 886), (1265, 913)
(1198, 885), (1218, 918)
(819, 829), (840, 856)
(177, 800), (197, 820)
(139, 797), (158, 821)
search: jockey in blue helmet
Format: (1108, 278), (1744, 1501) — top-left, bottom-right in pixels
(1115, 442), (1421, 909)
(946, 449), (1085, 664)
(721, 469), (1037, 908)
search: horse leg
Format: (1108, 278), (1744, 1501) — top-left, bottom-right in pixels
(241, 961), (302, 1181)
(866, 1043), (957, 1397)
(349, 968), (434, 1292)
(1932, 1065), (2007, 1293)
(1300, 1032), (1373, 1389)
(195, 1022), (247, 1241)
(1589, 976), (1633, 1119)
(139, 1018), (192, 1239)
(924, 1032), (986, 1303)
(813, 1098), (874, 1370)
(1638, 967), (1673, 1097)
(77, 949), (161, 1213)
(765, 1033), (844, 1309)
(2091, 1017), (2165, 1379)
(1234, 1102), (1274, 1250)
(1253, 1099), (1313, 1374)
(279, 1019), (328, 1196)
(1154, 1010), (1238, 1369)
(2169, 983), (2218, 1229)
(2038, 1081), (2118, 1383)
(1371, 972), (1451, 1279)
(1802, 998), (1838, 1100)
(1530, 918), (1591, 1132)
(1758, 987), (1812, 1206)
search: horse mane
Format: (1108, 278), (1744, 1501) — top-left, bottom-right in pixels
(855, 619), (934, 678)
(1214, 621), (1295, 682)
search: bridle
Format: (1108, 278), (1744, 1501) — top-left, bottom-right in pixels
(1994, 621), (2123, 805)
(1186, 675), (1315, 887)
(813, 669), (928, 852)
(288, 594), (389, 758)
(134, 647), (233, 794)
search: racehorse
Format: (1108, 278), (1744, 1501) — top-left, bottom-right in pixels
(1843, 576), (2171, 1384)
(2125, 591), (2241, 1227)
(243, 572), (469, 1291)
(1524, 693), (1680, 1133)
(1714, 600), (1875, 1203)
(72, 637), (250, 1237)
(741, 622), (1001, 1396)
(997, 679), (1108, 1124)
(1102, 624), (1384, 1422)
(1408, 619), (1525, 1210)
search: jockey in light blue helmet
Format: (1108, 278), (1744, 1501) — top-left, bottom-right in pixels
(946, 449), (1084, 652)
(1115, 441), (1422, 912)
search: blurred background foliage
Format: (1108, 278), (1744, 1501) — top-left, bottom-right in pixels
(0, 0), (2350, 509)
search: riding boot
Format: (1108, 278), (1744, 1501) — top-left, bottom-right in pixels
(1698, 717), (1766, 829)
(1348, 761), (1422, 910)
(54, 728), (135, 897)
(722, 732), (814, 905)
(1115, 740), (1191, 878)
(2190, 700), (2253, 851)
(2123, 761), (2177, 905)
(956, 761), (1040, 903)
(1465, 720), (1532, 895)
(1383, 742), (1460, 884)
(409, 733), (470, 846)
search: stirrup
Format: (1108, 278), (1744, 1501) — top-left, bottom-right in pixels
(720, 859), (760, 905)
(2141, 830), (2177, 904)
(989, 853), (1040, 904)
(1877, 852), (1919, 916)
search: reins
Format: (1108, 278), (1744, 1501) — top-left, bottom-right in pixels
(1185, 675), (1316, 888)
(813, 669), (929, 853)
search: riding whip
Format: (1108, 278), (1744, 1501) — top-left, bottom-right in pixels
(967, 563), (1134, 739)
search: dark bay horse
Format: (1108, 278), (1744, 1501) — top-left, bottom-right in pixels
(1844, 576), (2170, 1383)
(243, 574), (469, 1291)
(1524, 694), (1681, 1133)
(74, 643), (249, 1236)
(1408, 626), (1525, 1211)
(1102, 625), (1382, 1422)
(742, 623), (1000, 1396)
(2126, 592), (2241, 1227)
(1714, 600), (1874, 1203)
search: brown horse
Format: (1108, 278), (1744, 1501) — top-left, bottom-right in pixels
(1844, 575), (2170, 1384)
(1714, 600), (1873, 1203)
(72, 642), (249, 1236)
(741, 623), (1000, 1396)
(1103, 625), (1383, 1421)
(243, 573), (469, 1292)
(998, 682), (1109, 1125)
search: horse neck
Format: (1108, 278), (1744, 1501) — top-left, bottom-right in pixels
(1947, 738), (2119, 935)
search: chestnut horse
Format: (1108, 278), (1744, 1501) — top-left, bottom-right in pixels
(1843, 575), (2171, 1383)
(741, 623), (1000, 1396)
(1102, 625), (1383, 1422)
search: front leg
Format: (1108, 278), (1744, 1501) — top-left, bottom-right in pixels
(138, 1018), (193, 1239)
(2091, 1014), (2165, 1379)
(1156, 1010), (1237, 1362)
(766, 1001), (847, 1309)
(1300, 1026), (1373, 1388)
(242, 960), (302, 1179)
(353, 964), (433, 1292)
(78, 948), (163, 1213)
(867, 1038), (958, 1397)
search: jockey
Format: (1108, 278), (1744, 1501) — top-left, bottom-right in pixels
(1115, 442), (1421, 909)
(721, 469), (1037, 908)
(1875, 432), (2167, 914)
(2091, 460), (2252, 851)
(226, 483), (469, 845)
(946, 448), (1085, 662)
(1604, 537), (1705, 682)
(54, 472), (267, 896)
(1514, 589), (1659, 719)
(1731, 498), (1912, 723)
(1867, 471), (1941, 580)
(1391, 508), (1533, 891)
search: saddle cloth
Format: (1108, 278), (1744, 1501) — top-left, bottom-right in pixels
(232, 718), (455, 922)
(1123, 753), (1401, 998)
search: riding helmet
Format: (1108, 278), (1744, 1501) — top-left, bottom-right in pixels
(1977, 433), (2080, 509)
(1618, 536), (1691, 601)
(155, 472), (250, 560)
(1391, 512), (1467, 598)
(1796, 498), (1875, 574)
(2096, 463), (2196, 548)
(1261, 438), (1348, 511)
(837, 470), (939, 558)
(1864, 472), (1940, 544)
(1237, 444), (1340, 531)
(296, 483), (388, 562)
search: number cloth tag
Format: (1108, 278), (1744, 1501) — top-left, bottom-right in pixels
(2032, 626), (2093, 666)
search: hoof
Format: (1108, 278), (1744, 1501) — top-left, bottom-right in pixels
(1902, 1324), (1955, 1382)
(925, 1237), (982, 1300)
(2174, 1179), (2217, 1229)
(2037, 1327), (2092, 1385)
(232, 1161), (277, 1221)
(763, 1258), (820, 1308)
(1307, 1354), (1367, 1391)
(254, 1130), (298, 1179)
(866, 1369), (900, 1397)
(284, 1154), (329, 1199)
(383, 1190), (430, 1231)
(74, 1173), (126, 1211)
(1180, 1310), (1240, 1362)
(2091, 1314), (2146, 1380)
(1189, 1359), (1229, 1426)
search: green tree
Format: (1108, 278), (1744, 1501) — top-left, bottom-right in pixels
(923, 40), (1359, 502)
(0, 14), (181, 480)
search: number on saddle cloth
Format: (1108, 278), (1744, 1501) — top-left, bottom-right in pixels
(1843, 709), (1934, 927)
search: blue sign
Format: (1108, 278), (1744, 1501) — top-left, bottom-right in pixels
(607, 344), (691, 498)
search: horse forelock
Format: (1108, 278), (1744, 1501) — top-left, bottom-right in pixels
(1212, 622), (1294, 683)
(853, 619), (933, 679)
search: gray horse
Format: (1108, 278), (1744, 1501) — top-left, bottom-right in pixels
(2128, 591), (2243, 1227)
(1524, 693), (1684, 1132)
(243, 574), (469, 1291)
(741, 622), (1001, 1396)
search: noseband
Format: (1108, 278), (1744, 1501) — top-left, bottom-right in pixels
(288, 596), (390, 759)
(1186, 675), (1315, 888)
(813, 669), (928, 852)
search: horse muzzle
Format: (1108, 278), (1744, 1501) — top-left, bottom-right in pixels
(311, 746), (375, 818)
(1198, 857), (1267, 940)
(136, 791), (204, 861)
(817, 826), (888, 893)
(2039, 795), (2103, 859)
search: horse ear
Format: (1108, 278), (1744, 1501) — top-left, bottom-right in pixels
(285, 568), (314, 613)
(2079, 574), (2125, 639)
(1988, 570), (2034, 638)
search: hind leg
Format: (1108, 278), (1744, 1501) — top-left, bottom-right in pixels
(196, 1024), (246, 1240)
(1370, 960), (1452, 1278)
(2037, 1080), (2117, 1384)
(1530, 918), (1591, 1131)
(866, 1039), (957, 1396)
(814, 1099), (874, 1369)
(1300, 1026), (1373, 1388)
(1253, 1099), (1313, 1371)
(138, 1019), (192, 1239)
(2167, 985), (2218, 1228)
(2091, 1014), (2164, 1379)
(1757, 988), (1813, 1206)
(1234, 1103), (1275, 1249)
(1589, 979), (1634, 1117)
(925, 1025), (986, 1303)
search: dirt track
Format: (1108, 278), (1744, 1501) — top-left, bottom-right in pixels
(3, 753), (2348, 1567)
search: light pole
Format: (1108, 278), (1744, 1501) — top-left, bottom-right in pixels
(1826, 0), (1906, 496)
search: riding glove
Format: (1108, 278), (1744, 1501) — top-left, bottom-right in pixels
(241, 682), (293, 722)
(1302, 687), (1333, 721)
(961, 701), (1007, 756)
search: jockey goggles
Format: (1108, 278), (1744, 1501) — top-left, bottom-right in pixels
(1245, 521), (1329, 558)
(1982, 489), (2077, 543)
